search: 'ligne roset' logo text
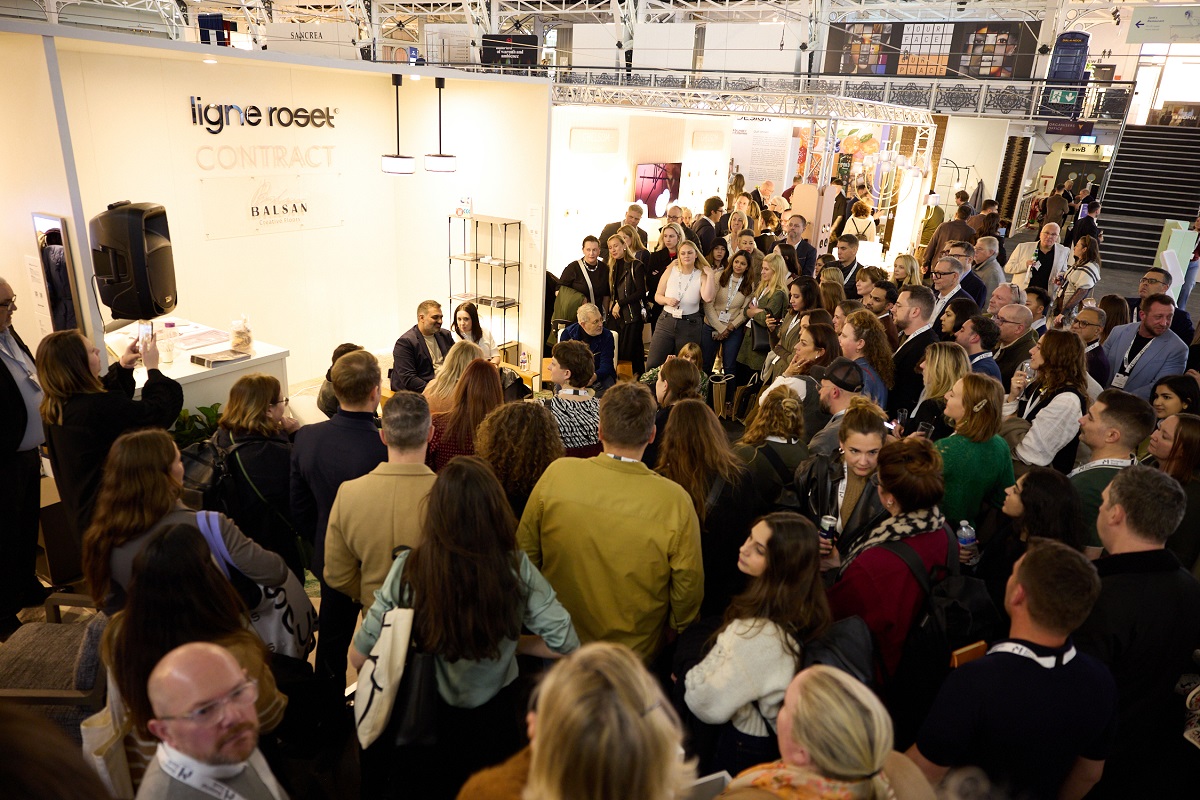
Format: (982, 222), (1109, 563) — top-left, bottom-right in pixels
(189, 96), (338, 135)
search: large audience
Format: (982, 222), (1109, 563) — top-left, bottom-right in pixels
(2, 176), (1200, 800)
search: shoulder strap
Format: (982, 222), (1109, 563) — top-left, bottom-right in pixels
(196, 511), (235, 577)
(877, 538), (934, 596)
(230, 435), (297, 534)
(757, 443), (792, 484)
(576, 259), (596, 304)
(703, 476), (726, 516)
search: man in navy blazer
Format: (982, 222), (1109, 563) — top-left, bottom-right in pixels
(1102, 294), (1188, 401)
(889, 285), (940, 417)
(391, 300), (454, 392)
(291, 350), (386, 681)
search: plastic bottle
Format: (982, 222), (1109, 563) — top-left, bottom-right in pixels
(519, 351), (529, 372)
(159, 321), (177, 364)
(957, 520), (980, 567)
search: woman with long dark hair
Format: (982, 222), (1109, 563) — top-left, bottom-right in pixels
(656, 399), (756, 617)
(451, 301), (500, 364)
(36, 330), (183, 541)
(774, 242), (800, 279)
(216, 373), (304, 578)
(1005, 329), (1090, 473)
(939, 297), (980, 340)
(701, 250), (755, 385)
(752, 320), (838, 441)
(83, 429), (288, 613)
(706, 239), (730, 273)
(684, 512), (831, 775)
(425, 359), (504, 471)
(102, 523), (286, 741)
(1146, 412), (1200, 573)
(1052, 234), (1101, 326)
(1098, 293), (1129, 345)
(607, 232), (648, 375)
(352, 456), (579, 799)
(642, 356), (702, 468)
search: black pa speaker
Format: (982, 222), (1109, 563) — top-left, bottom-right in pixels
(89, 201), (177, 320)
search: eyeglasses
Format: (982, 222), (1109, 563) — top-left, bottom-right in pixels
(1071, 318), (1101, 329)
(996, 317), (1021, 326)
(0, 295), (15, 309)
(158, 679), (259, 727)
(931, 270), (956, 278)
(271, 397), (289, 407)
(1140, 277), (1166, 285)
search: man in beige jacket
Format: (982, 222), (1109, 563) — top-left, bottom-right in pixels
(324, 391), (437, 607)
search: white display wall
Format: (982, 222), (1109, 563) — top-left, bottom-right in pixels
(570, 23), (697, 71)
(0, 26), (553, 383)
(547, 105), (732, 278)
(935, 116), (1009, 215)
(701, 23), (807, 75)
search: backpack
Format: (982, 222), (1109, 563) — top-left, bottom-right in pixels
(757, 443), (802, 513)
(802, 616), (878, 688)
(179, 432), (249, 513)
(878, 526), (1002, 749)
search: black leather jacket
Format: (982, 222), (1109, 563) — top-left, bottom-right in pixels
(793, 451), (888, 557)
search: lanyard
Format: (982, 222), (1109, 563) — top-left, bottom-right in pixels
(558, 388), (590, 398)
(606, 453), (641, 463)
(675, 269), (697, 303)
(1068, 457), (1135, 478)
(156, 746), (283, 800)
(896, 323), (932, 353)
(723, 276), (743, 312)
(1085, 341), (1099, 354)
(1119, 335), (1153, 376)
(987, 641), (1076, 669)
(969, 351), (993, 365)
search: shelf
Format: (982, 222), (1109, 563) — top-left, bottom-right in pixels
(450, 253), (521, 268)
(449, 214), (522, 226)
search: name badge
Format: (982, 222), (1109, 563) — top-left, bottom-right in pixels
(1111, 372), (1128, 389)
(719, 310), (732, 323)
(668, 307), (683, 319)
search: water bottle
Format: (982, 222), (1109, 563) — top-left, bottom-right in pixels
(159, 321), (177, 364)
(519, 351), (529, 372)
(957, 520), (980, 567)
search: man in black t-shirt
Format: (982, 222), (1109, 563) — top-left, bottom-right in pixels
(907, 540), (1117, 799)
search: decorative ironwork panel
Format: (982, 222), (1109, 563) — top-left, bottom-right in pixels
(693, 77), (722, 90)
(593, 72), (619, 86)
(890, 82), (931, 108)
(766, 79), (801, 93)
(805, 79), (842, 95)
(627, 73), (651, 87)
(655, 75), (684, 89)
(984, 85), (1033, 115)
(934, 84), (982, 112)
(845, 81), (885, 103)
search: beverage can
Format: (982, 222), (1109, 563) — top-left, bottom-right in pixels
(819, 515), (838, 542)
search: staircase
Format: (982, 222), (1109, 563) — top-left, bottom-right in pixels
(1098, 125), (1200, 272)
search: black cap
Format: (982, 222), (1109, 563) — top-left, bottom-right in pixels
(810, 357), (865, 393)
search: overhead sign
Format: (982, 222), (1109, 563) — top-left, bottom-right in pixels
(263, 22), (361, 59)
(1047, 120), (1094, 135)
(1128, 6), (1200, 44)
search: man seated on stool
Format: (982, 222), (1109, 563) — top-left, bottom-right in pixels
(391, 300), (453, 392)
(559, 303), (616, 397)
(141, 642), (286, 800)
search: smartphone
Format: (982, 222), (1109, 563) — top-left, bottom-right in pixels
(137, 320), (153, 344)
(883, 421), (896, 431)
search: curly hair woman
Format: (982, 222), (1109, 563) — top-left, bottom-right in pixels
(839, 309), (895, 408)
(476, 402), (565, 517)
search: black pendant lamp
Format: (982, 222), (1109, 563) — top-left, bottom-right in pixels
(424, 77), (456, 173)
(381, 74), (415, 175)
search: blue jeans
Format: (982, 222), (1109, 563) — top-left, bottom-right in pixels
(700, 324), (746, 390)
(1180, 257), (1200, 310)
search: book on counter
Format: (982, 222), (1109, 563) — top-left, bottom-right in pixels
(190, 349), (252, 368)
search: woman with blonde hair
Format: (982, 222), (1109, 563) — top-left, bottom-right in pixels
(891, 253), (923, 288)
(522, 643), (694, 800)
(646, 239), (718, 369)
(725, 211), (750, 253)
(820, 266), (846, 285)
(645, 222), (687, 330)
(839, 310), (894, 408)
(735, 387), (808, 508)
(36, 329), (183, 544)
(735, 253), (790, 380)
(215, 373), (304, 577)
(424, 339), (485, 414)
(723, 665), (929, 800)
(618, 224), (648, 264)
(936, 373), (1014, 530)
(905, 342), (970, 441)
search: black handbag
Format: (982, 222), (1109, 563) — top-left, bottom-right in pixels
(750, 319), (772, 353)
(386, 555), (439, 747)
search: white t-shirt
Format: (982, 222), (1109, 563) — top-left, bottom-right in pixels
(453, 328), (498, 359)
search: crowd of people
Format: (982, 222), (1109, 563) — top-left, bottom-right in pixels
(2, 176), (1200, 800)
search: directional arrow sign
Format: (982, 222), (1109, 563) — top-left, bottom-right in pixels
(1128, 6), (1200, 44)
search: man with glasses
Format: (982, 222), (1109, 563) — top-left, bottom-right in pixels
(667, 205), (699, 244)
(1071, 306), (1111, 388)
(599, 204), (648, 262)
(142, 642), (285, 800)
(987, 282), (1026, 318)
(930, 256), (971, 335)
(946, 240), (988, 307)
(994, 304), (1039, 393)
(0, 278), (47, 640)
(1005, 223), (1069, 293)
(1123, 268), (1195, 346)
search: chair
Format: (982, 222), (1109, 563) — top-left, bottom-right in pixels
(557, 326), (631, 379)
(0, 594), (107, 744)
(686, 771), (732, 800)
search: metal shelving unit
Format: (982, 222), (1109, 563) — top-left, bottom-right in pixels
(447, 214), (522, 360)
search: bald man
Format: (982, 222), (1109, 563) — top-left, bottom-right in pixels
(993, 303), (1039, 393)
(751, 180), (776, 211)
(141, 643), (286, 800)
